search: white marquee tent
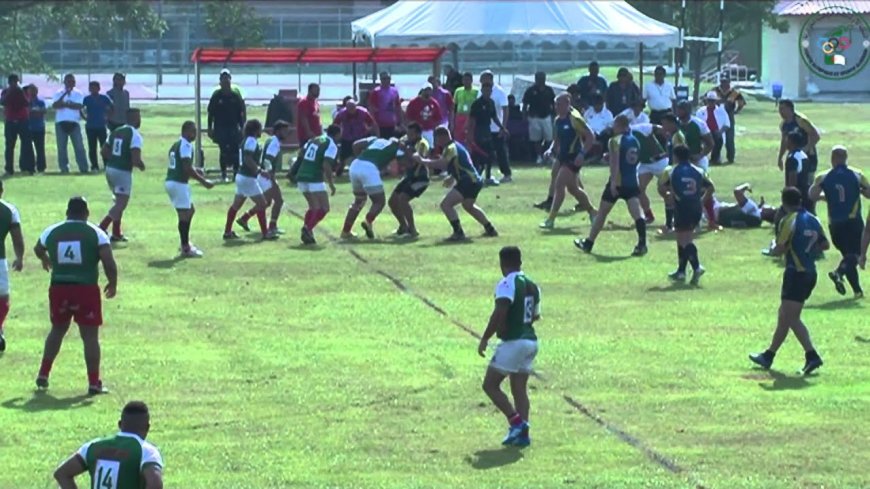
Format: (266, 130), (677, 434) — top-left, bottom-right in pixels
(351, 0), (680, 48)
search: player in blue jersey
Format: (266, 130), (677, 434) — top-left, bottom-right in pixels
(749, 187), (826, 376)
(783, 132), (810, 210)
(575, 115), (647, 256)
(809, 145), (870, 298)
(659, 145), (714, 284)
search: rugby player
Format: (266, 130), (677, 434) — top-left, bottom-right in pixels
(235, 120), (292, 239)
(675, 100), (713, 171)
(630, 122), (670, 224)
(342, 137), (406, 240)
(478, 246), (540, 447)
(54, 401), (163, 489)
(98, 108), (144, 242)
(34, 197), (117, 395)
(783, 132), (810, 208)
(659, 145), (714, 284)
(659, 113), (689, 232)
(711, 183), (777, 228)
(389, 122), (430, 238)
(778, 100), (820, 213)
(575, 115), (647, 256)
(223, 119), (272, 240)
(164, 121), (215, 258)
(296, 125), (340, 245)
(749, 187), (826, 376)
(415, 127), (498, 241)
(0, 180), (24, 351)
(539, 92), (597, 229)
(809, 145), (870, 298)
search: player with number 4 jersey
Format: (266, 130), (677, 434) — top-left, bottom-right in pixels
(34, 197), (118, 395)
(99, 108), (144, 242)
(165, 121), (214, 257)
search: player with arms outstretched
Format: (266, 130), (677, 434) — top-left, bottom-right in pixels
(389, 122), (430, 238)
(164, 121), (214, 258)
(236, 120), (292, 238)
(99, 108), (144, 242)
(0, 180), (24, 351)
(294, 124), (340, 244)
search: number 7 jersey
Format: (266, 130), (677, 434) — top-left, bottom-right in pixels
(39, 219), (110, 285)
(76, 432), (163, 489)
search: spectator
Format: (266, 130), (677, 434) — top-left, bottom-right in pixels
(479, 70), (511, 182)
(26, 84), (47, 173)
(619, 99), (650, 126)
(575, 61), (608, 110)
(333, 99), (378, 174)
(405, 83), (442, 147)
(452, 72), (478, 145)
(82, 81), (113, 172)
(443, 65), (463, 95)
(213, 68), (245, 99)
(643, 65), (676, 124)
(584, 94), (615, 150)
(368, 72), (403, 139)
(697, 91), (730, 165)
(522, 71), (556, 164)
(714, 74), (746, 164)
(106, 72), (129, 131)
(428, 75), (454, 128)
(52, 73), (88, 174)
(332, 95), (353, 120)
(1, 74), (34, 176)
(297, 83), (323, 146)
(467, 82), (509, 186)
(605, 67), (641, 116)
(207, 73), (246, 182)
(506, 94), (530, 162)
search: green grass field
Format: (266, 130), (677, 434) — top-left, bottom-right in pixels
(1, 100), (869, 489)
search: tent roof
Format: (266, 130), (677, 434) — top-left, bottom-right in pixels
(191, 47), (446, 65)
(352, 0), (679, 48)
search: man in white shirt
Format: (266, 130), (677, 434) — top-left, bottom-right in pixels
(51, 73), (89, 174)
(478, 70), (512, 182)
(696, 91), (731, 165)
(643, 66), (675, 124)
(620, 99), (650, 126)
(583, 94), (614, 150)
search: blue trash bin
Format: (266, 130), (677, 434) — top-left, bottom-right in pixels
(772, 82), (783, 100)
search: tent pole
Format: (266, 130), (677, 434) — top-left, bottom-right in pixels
(638, 42), (644, 90)
(194, 57), (202, 168)
(352, 38), (358, 99)
(297, 63), (302, 94)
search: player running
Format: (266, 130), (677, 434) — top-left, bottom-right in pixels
(98, 108), (144, 242)
(659, 145), (714, 284)
(539, 92), (597, 230)
(675, 100), (714, 171)
(53, 401), (163, 489)
(235, 120), (292, 238)
(34, 197), (118, 395)
(164, 121), (215, 258)
(342, 137), (406, 240)
(389, 122), (430, 238)
(478, 246), (540, 447)
(749, 187), (826, 376)
(809, 145), (870, 298)
(631, 122), (670, 224)
(295, 124), (340, 245)
(0, 180), (24, 352)
(223, 119), (272, 240)
(575, 115), (647, 256)
(416, 127), (498, 241)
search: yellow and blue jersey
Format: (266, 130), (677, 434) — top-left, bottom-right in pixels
(778, 210), (826, 272)
(554, 108), (589, 161)
(814, 165), (869, 223)
(780, 112), (816, 155)
(660, 162), (713, 204)
(400, 136), (430, 182)
(668, 129), (687, 164)
(608, 133), (640, 189)
(442, 141), (481, 184)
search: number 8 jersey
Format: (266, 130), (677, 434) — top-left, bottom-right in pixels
(76, 432), (163, 489)
(39, 219), (110, 285)
(494, 271), (541, 341)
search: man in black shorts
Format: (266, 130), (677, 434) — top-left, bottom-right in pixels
(389, 122), (430, 238)
(467, 82), (508, 186)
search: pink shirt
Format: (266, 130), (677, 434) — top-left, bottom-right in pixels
(431, 87), (453, 126)
(369, 85), (400, 128)
(297, 97), (322, 143)
(334, 106), (375, 141)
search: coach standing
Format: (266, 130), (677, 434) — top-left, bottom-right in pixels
(1, 74), (34, 176)
(207, 74), (246, 182)
(479, 70), (512, 182)
(52, 73), (89, 174)
(297, 83), (323, 145)
(522, 72), (555, 165)
(714, 74), (746, 164)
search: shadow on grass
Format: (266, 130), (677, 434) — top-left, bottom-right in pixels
(855, 336), (870, 343)
(417, 238), (476, 248)
(806, 298), (863, 310)
(647, 282), (696, 293)
(758, 370), (813, 391)
(588, 253), (633, 263)
(539, 227), (581, 236)
(288, 243), (327, 251)
(345, 238), (418, 247)
(464, 447), (524, 470)
(147, 256), (185, 269)
(221, 239), (257, 248)
(1, 392), (94, 412)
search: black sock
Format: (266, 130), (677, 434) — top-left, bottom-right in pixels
(546, 194), (553, 202)
(450, 219), (463, 235)
(635, 218), (647, 247)
(665, 207), (674, 228)
(685, 243), (700, 270)
(677, 245), (688, 273)
(843, 258), (862, 293)
(484, 222), (495, 233)
(179, 219), (191, 248)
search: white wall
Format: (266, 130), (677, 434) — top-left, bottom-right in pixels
(762, 18), (807, 98)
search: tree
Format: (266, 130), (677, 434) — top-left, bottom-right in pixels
(204, 0), (265, 49)
(629, 0), (788, 102)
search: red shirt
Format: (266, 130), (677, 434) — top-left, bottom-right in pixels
(405, 97), (443, 131)
(297, 97), (322, 143)
(705, 106), (719, 133)
(1, 86), (30, 122)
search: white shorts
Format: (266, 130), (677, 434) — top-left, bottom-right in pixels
(638, 157), (669, 177)
(0, 259), (8, 296)
(489, 339), (538, 374)
(349, 159), (384, 195)
(257, 175), (274, 193)
(106, 167), (132, 195)
(694, 156), (710, 171)
(421, 129), (435, 148)
(298, 182), (327, 193)
(528, 116), (553, 142)
(164, 181), (192, 209)
(235, 174), (264, 198)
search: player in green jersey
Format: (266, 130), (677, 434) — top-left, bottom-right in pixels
(224, 119), (273, 240)
(660, 114), (690, 232)
(0, 180), (25, 352)
(297, 124), (340, 244)
(54, 401), (163, 489)
(98, 108), (144, 242)
(675, 101), (714, 171)
(34, 197), (118, 395)
(389, 122), (430, 238)
(342, 136), (407, 240)
(235, 120), (292, 239)
(478, 246), (540, 447)
(631, 122), (670, 225)
(164, 121), (214, 258)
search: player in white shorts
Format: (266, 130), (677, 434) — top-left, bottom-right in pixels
(631, 122), (671, 224)
(293, 125), (341, 244)
(341, 137), (406, 239)
(0, 180), (25, 352)
(235, 120), (292, 239)
(223, 119), (273, 240)
(98, 109), (144, 242)
(165, 121), (214, 257)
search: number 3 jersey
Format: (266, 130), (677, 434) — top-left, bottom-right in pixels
(39, 220), (110, 285)
(76, 431), (163, 489)
(494, 271), (541, 342)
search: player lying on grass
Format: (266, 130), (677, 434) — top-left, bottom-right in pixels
(389, 122), (430, 238)
(708, 183), (777, 229)
(164, 121), (214, 258)
(236, 120), (293, 239)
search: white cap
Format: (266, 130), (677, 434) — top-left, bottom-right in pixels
(220, 68), (231, 77)
(831, 144), (848, 152)
(420, 82), (433, 91)
(705, 91), (719, 101)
